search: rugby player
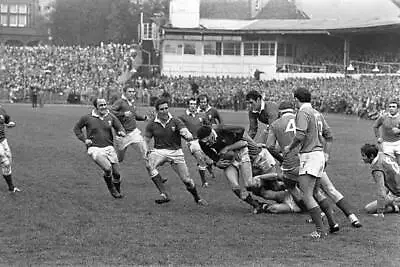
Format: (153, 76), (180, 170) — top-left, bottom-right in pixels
(144, 98), (207, 206)
(179, 97), (215, 187)
(284, 88), (339, 238)
(245, 90), (279, 140)
(73, 98), (125, 198)
(0, 105), (20, 193)
(110, 87), (148, 163)
(197, 124), (264, 213)
(361, 143), (400, 216)
(198, 94), (223, 127)
(373, 100), (400, 164)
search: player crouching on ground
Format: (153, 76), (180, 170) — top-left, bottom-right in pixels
(361, 143), (400, 217)
(0, 106), (20, 193)
(73, 98), (126, 199)
(144, 98), (207, 206)
(197, 125), (265, 213)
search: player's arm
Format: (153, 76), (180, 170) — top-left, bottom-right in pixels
(373, 116), (383, 142)
(143, 124), (154, 152)
(265, 127), (284, 163)
(73, 116), (88, 143)
(111, 114), (126, 136)
(253, 172), (280, 181)
(176, 118), (193, 141)
(321, 116), (334, 159)
(199, 141), (219, 163)
(372, 170), (389, 215)
(110, 100), (125, 117)
(248, 111), (259, 139)
(220, 140), (248, 155)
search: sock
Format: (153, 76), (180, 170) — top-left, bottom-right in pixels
(336, 198), (353, 217)
(112, 173), (121, 193)
(151, 174), (167, 195)
(206, 164), (215, 176)
(185, 182), (200, 202)
(3, 174), (14, 191)
(348, 213), (359, 222)
(318, 199), (337, 228)
(199, 169), (206, 184)
(309, 206), (323, 233)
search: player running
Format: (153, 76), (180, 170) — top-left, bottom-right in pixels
(361, 143), (400, 216)
(179, 97), (216, 187)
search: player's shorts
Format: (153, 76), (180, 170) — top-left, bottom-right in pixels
(231, 147), (251, 168)
(187, 139), (202, 154)
(299, 151), (325, 178)
(148, 148), (186, 167)
(382, 140), (400, 158)
(87, 146), (118, 164)
(282, 191), (302, 213)
(0, 139), (12, 166)
(114, 128), (144, 150)
(282, 166), (299, 182)
(253, 148), (276, 173)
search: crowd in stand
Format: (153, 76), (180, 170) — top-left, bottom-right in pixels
(1, 45), (400, 119)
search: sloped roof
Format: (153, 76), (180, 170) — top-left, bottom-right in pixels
(255, 0), (308, 19)
(200, 0), (250, 20)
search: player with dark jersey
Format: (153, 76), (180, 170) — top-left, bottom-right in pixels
(198, 94), (223, 127)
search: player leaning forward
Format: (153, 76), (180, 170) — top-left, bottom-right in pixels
(73, 98), (126, 198)
(0, 106), (20, 192)
(144, 98), (207, 205)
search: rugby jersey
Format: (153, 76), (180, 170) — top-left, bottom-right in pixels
(373, 113), (400, 142)
(0, 107), (10, 142)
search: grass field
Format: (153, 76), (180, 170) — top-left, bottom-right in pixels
(0, 103), (399, 266)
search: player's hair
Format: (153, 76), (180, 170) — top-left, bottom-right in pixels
(123, 86), (135, 93)
(198, 94), (209, 103)
(388, 100), (399, 107)
(197, 126), (212, 140)
(245, 90), (262, 101)
(360, 143), (379, 159)
(293, 87), (311, 103)
(278, 100), (294, 112)
(188, 97), (197, 105)
(154, 98), (169, 110)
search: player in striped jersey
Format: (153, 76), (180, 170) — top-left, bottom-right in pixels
(0, 105), (20, 193)
(361, 143), (400, 216)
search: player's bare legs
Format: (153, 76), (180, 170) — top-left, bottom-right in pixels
(117, 148), (128, 163)
(146, 152), (169, 204)
(192, 150), (208, 187)
(93, 155), (122, 199)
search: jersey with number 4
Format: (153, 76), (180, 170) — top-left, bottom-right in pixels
(269, 113), (299, 170)
(371, 153), (400, 196)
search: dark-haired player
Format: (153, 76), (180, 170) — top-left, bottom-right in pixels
(179, 97), (215, 187)
(73, 98), (126, 198)
(144, 98), (207, 206)
(198, 94), (223, 127)
(197, 124), (264, 213)
(361, 143), (400, 216)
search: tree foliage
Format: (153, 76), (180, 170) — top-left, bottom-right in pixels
(49, 0), (169, 46)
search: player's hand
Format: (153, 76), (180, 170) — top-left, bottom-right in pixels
(216, 159), (232, 169)
(392, 127), (400, 134)
(117, 131), (126, 137)
(124, 111), (132, 117)
(6, 121), (16, 128)
(84, 139), (93, 147)
(377, 137), (383, 144)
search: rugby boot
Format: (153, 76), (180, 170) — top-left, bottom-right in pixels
(329, 223), (340, 234)
(103, 175), (122, 199)
(155, 193), (170, 204)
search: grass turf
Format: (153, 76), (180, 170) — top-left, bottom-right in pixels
(0, 103), (398, 266)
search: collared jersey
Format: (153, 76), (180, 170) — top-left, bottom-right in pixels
(73, 111), (124, 148)
(371, 153), (400, 196)
(295, 103), (333, 153)
(179, 110), (206, 139)
(0, 107), (11, 143)
(248, 100), (279, 139)
(373, 113), (400, 142)
(199, 125), (245, 163)
(199, 106), (222, 126)
(270, 113), (300, 169)
(145, 116), (186, 150)
(111, 97), (146, 132)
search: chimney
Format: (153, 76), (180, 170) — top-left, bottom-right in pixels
(169, 0), (200, 28)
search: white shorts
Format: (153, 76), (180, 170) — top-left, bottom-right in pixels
(114, 128), (144, 150)
(382, 140), (400, 158)
(87, 146), (118, 164)
(231, 147), (251, 168)
(253, 148), (276, 173)
(0, 139), (12, 166)
(299, 151), (325, 178)
(283, 191), (301, 213)
(148, 148), (186, 166)
(187, 139), (202, 154)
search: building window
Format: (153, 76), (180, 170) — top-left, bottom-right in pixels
(184, 43), (196, 55)
(260, 42), (275, 56)
(0, 4), (28, 27)
(204, 42), (216, 55)
(244, 42), (259, 56)
(142, 23), (154, 40)
(278, 43), (293, 57)
(164, 44), (178, 54)
(223, 42), (241, 56)
(255, 0), (261, 11)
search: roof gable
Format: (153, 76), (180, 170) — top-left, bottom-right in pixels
(255, 0), (308, 19)
(200, 0), (250, 20)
